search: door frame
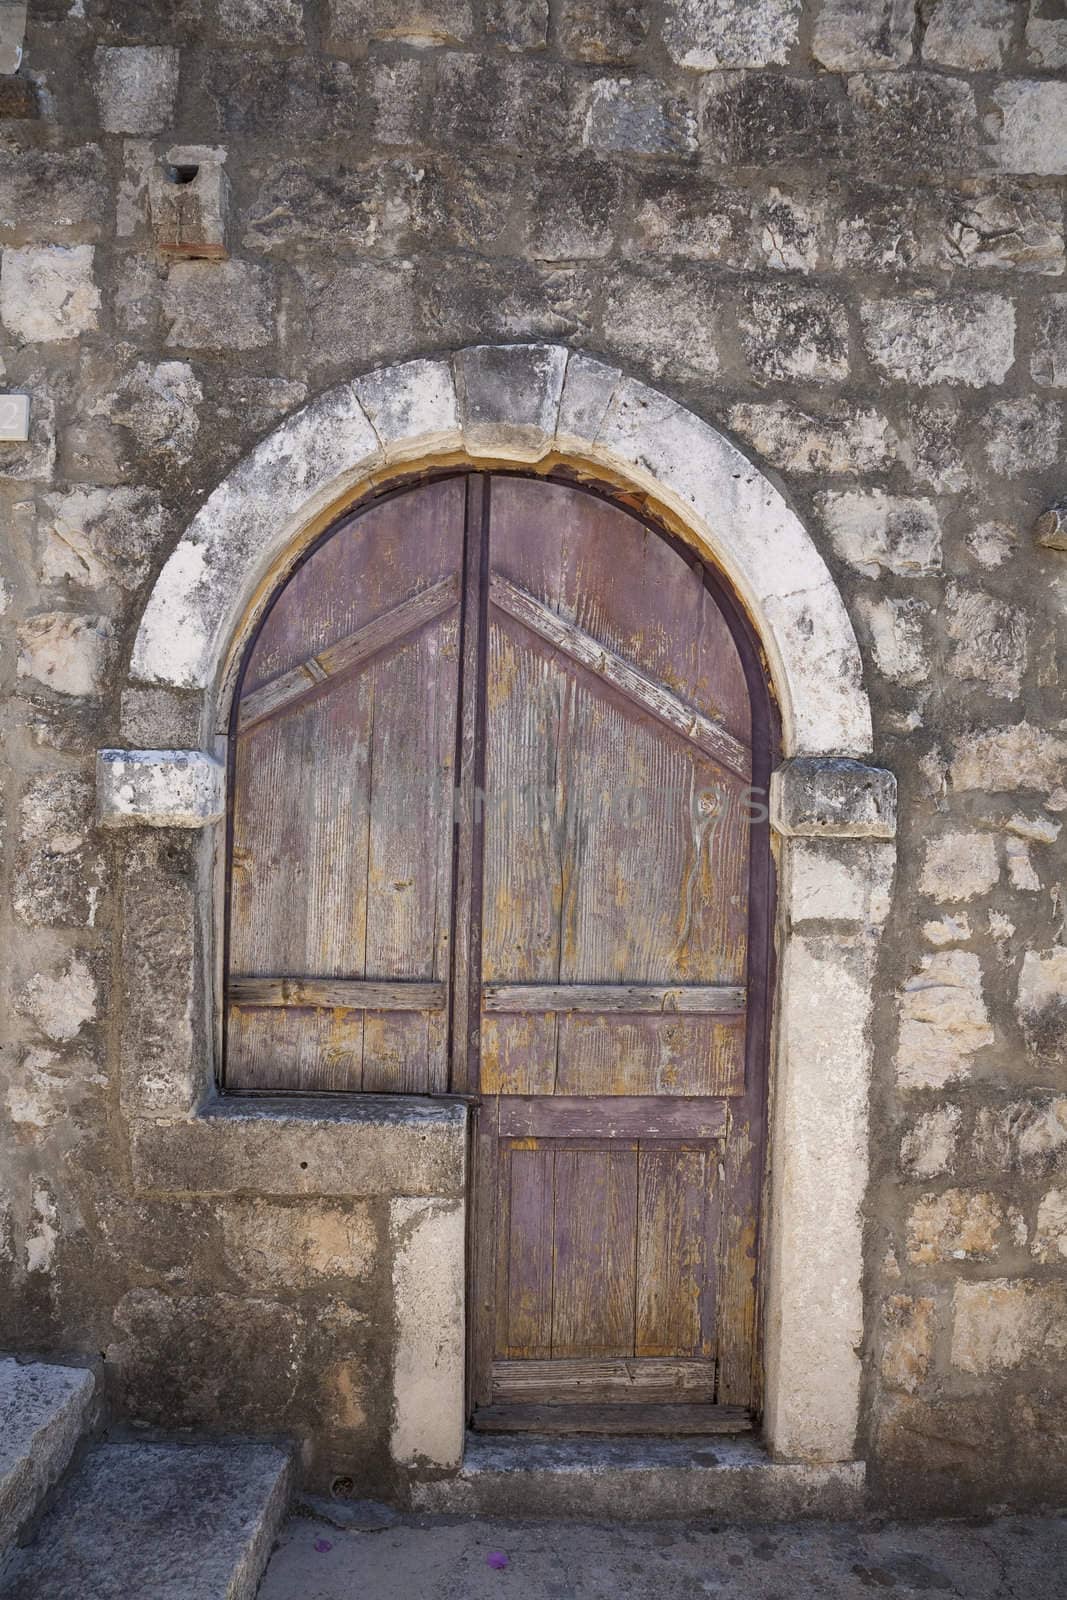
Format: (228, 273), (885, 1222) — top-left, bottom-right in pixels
(117, 344), (894, 1472)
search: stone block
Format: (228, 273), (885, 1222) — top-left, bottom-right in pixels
(555, 351), (620, 453)
(120, 687), (204, 748)
(944, 584), (1029, 700)
(664, 0), (800, 67)
(13, 771), (105, 931)
(97, 749), (225, 830)
(16, 952), (98, 1043)
(601, 267), (722, 381)
(907, 1189), (1003, 1263)
(327, 0), (473, 46)
(727, 400), (895, 475)
(950, 723), (1067, 793)
(522, 157), (622, 260)
(951, 1278), (1067, 1373)
(624, 174), (743, 266)
(434, 55), (572, 153)
(109, 359), (204, 466)
(17, 613), (112, 698)
(849, 71), (978, 171)
(1033, 296), (1067, 388)
(739, 283), (848, 382)
(297, 260), (418, 375)
(813, 0), (914, 70)
(0, 0), (25, 76)
(164, 260), (274, 351)
(213, 0), (304, 40)
(787, 840), (894, 927)
(972, 1098), (1067, 1176)
(454, 343), (567, 460)
(354, 357), (461, 461)
(1032, 1188), (1067, 1263)
(900, 1105), (963, 1179)
(0, 245), (100, 343)
(0, 145), (108, 245)
(149, 146), (229, 260)
(701, 72), (850, 167)
(897, 951), (993, 1090)
(390, 1198), (465, 1469)
(754, 185), (828, 271)
(821, 489), (941, 576)
(987, 80), (1067, 176)
(1017, 948), (1067, 1071)
(485, 0), (549, 50)
(206, 54), (367, 140)
(94, 46), (180, 135)
(881, 1295), (935, 1393)
(1026, 6), (1067, 68)
(221, 1200), (377, 1289)
(39, 486), (173, 594)
(860, 292), (1014, 385)
(580, 76), (696, 158)
(855, 596), (929, 687)
(894, 398), (967, 491)
(920, 832), (999, 903)
(1035, 502), (1067, 551)
(0, 392), (54, 483)
(558, 0), (647, 60)
(982, 397), (1061, 474)
(119, 833), (200, 1114)
(922, 0), (1015, 68)
(771, 758), (897, 839)
(131, 1096), (469, 1198)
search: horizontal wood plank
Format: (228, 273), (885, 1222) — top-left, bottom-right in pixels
(492, 1358), (716, 1405)
(228, 977), (446, 1012)
(238, 573), (461, 731)
(471, 1403), (752, 1436)
(483, 984), (746, 1015)
(498, 1097), (728, 1140)
(489, 573), (752, 781)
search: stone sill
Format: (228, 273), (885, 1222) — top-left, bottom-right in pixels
(130, 1092), (468, 1199)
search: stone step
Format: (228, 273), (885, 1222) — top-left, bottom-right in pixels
(0, 1440), (294, 1600)
(0, 1358), (97, 1550)
(411, 1433), (866, 1521)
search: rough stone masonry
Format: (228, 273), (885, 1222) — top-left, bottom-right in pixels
(0, 0), (1065, 1516)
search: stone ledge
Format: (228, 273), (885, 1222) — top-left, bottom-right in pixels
(97, 749), (224, 829)
(130, 1094), (468, 1198)
(771, 758), (897, 839)
(412, 1434), (866, 1520)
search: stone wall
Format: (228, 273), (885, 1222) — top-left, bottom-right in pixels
(0, 0), (1065, 1511)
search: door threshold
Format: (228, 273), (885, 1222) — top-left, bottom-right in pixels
(471, 1403), (752, 1436)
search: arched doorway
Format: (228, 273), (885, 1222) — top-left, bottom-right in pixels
(224, 469), (776, 1433)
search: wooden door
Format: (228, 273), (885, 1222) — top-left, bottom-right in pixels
(225, 472), (771, 1433)
(466, 477), (768, 1434)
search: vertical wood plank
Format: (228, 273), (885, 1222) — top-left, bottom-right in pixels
(551, 1145), (638, 1359)
(636, 1146), (720, 1359)
(500, 1144), (555, 1359)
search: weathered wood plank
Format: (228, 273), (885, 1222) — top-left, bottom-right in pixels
(484, 984), (746, 1014)
(471, 1403), (752, 1435)
(491, 1358), (716, 1405)
(489, 573), (752, 782)
(500, 1144), (554, 1360)
(551, 1146), (638, 1359)
(498, 1099), (727, 1140)
(237, 572), (461, 731)
(228, 977), (446, 1011)
(636, 1147), (718, 1359)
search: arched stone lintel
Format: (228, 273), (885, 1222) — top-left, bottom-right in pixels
(129, 343), (873, 761)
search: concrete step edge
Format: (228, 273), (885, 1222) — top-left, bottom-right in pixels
(0, 1358), (98, 1551)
